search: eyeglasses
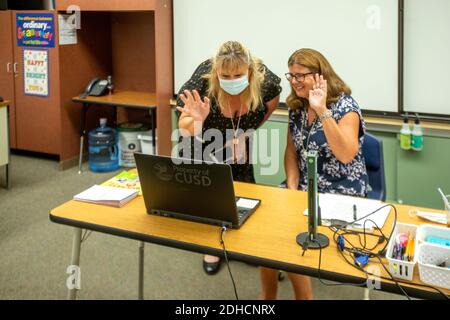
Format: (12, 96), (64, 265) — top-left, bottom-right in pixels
(285, 72), (314, 82)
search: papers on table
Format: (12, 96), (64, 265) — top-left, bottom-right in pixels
(236, 198), (260, 209)
(74, 185), (138, 207)
(303, 193), (392, 231)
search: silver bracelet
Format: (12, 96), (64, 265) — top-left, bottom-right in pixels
(319, 109), (333, 122)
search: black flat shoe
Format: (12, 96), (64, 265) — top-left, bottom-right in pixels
(203, 258), (221, 275)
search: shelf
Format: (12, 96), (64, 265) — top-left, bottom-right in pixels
(270, 109), (450, 137)
(55, 0), (157, 11)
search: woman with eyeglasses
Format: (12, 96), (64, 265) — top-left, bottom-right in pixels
(176, 41), (281, 276)
(259, 48), (368, 300)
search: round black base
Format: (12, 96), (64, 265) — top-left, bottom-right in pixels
(296, 232), (330, 249)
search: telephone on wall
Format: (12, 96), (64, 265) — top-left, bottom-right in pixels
(83, 78), (109, 97)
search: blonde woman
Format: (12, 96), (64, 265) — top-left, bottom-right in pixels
(259, 48), (369, 299)
(176, 41), (281, 275)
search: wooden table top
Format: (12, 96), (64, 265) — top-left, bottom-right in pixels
(72, 91), (157, 109)
(50, 181), (450, 299)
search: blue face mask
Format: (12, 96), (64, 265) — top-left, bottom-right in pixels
(219, 75), (249, 95)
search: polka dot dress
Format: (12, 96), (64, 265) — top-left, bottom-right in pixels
(176, 59), (282, 183)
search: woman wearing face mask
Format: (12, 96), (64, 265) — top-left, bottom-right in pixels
(176, 41), (281, 275)
(259, 48), (368, 300)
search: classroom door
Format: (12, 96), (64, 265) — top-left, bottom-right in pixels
(12, 10), (61, 155)
(0, 11), (16, 148)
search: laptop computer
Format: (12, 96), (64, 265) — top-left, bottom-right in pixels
(134, 153), (261, 229)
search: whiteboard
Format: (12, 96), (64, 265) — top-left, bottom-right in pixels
(174, 0), (398, 112)
(404, 0), (450, 115)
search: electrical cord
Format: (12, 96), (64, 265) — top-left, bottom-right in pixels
(371, 255), (450, 300)
(330, 203), (397, 255)
(371, 254), (449, 300)
(328, 205), (412, 299)
(309, 238), (369, 288)
(220, 226), (239, 300)
(332, 225), (448, 299)
(309, 235), (412, 299)
(303, 203), (449, 300)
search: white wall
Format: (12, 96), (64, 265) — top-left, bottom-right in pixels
(174, 0), (398, 112)
(404, 0), (450, 115)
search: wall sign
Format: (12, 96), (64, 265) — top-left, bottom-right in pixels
(23, 49), (49, 97)
(58, 14), (78, 45)
(16, 13), (55, 48)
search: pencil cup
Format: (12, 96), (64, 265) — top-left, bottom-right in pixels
(386, 223), (418, 281)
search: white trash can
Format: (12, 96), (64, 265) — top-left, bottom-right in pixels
(137, 133), (157, 155)
(117, 122), (152, 167)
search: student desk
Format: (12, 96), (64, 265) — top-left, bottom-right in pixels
(72, 91), (157, 174)
(0, 100), (11, 189)
(50, 181), (450, 300)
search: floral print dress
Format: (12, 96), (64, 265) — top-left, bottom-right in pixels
(288, 93), (369, 197)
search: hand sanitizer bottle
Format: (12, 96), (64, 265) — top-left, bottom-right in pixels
(400, 113), (411, 150)
(411, 113), (423, 151)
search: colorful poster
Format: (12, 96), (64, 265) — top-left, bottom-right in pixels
(23, 49), (49, 97)
(16, 13), (55, 48)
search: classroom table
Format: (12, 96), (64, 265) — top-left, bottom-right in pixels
(0, 100), (11, 189)
(72, 91), (157, 174)
(49, 179), (450, 300)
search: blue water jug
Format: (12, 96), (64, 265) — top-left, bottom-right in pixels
(88, 118), (119, 172)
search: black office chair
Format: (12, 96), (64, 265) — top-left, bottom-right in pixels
(362, 132), (386, 201)
(362, 132), (387, 300)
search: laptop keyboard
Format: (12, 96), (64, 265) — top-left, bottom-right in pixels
(237, 208), (250, 221)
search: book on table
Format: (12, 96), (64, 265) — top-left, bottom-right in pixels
(101, 170), (142, 195)
(73, 185), (139, 207)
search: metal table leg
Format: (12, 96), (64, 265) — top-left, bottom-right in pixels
(78, 104), (88, 174)
(150, 108), (157, 155)
(68, 228), (82, 300)
(5, 163), (10, 189)
(4, 105), (11, 189)
(138, 241), (145, 300)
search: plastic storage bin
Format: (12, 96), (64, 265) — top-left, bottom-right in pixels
(88, 118), (119, 173)
(416, 224), (450, 246)
(417, 242), (450, 290)
(386, 223), (418, 281)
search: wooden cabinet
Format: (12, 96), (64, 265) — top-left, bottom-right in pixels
(12, 10), (61, 155)
(0, 11), (16, 148)
(0, 0), (173, 168)
(56, 0), (174, 161)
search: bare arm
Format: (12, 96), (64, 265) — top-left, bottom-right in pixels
(309, 74), (360, 164)
(259, 95), (280, 127)
(284, 128), (300, 190)
(320, 112), (360, 164)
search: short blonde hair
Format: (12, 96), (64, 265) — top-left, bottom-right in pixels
(286, 48), (351, 110)
(205, 41), (265, 112)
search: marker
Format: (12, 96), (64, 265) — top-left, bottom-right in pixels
(353, 204), (357, 221)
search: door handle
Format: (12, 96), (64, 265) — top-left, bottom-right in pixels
(7, 62), (12, 73)
(13, 62), (18, 76)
